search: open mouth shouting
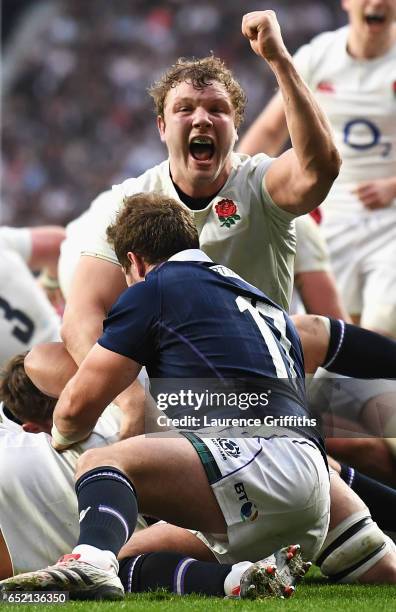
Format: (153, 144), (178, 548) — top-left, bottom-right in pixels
(364, 13), (386, 25)
(189, 136), (215, 163)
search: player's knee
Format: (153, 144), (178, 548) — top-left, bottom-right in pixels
(76, 447), (119, 479)
(292, 313), (328, 337)
(315, 510), (391, 583)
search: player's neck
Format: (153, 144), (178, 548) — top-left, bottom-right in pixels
(347, 25), (396, 60)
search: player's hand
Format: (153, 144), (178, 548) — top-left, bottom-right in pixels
(37, 271), (65, 316)
(242, 11), (289, 63)
(51, 438), (73, 452)
(353, 178), (396, 210)
(51, 423), (88, 452)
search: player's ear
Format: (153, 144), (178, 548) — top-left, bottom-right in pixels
(128, 252), (147, 279)
(157, 115), (166, 142)
(22, 422), (43, 434)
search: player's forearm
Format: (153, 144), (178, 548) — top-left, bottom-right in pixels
(386, 176), (396, 198)
(61, 307), (104, 365)
(269, 54), (340, 185)
(62, 257), (127, 364)
(28, 226), (66, 273)
(295, 271), (352, 322)
(52, 377), (105, 445)
(115, 380), (146, 439)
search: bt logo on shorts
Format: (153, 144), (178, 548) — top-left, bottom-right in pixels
(240, 501), (259, 522)
(234, 482), (259, 522)
(217, 439), (241, 458)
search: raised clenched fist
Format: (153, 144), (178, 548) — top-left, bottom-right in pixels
(242, 11), (288, 63)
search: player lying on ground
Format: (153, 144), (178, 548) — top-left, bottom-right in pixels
(0, 353), (147, 580)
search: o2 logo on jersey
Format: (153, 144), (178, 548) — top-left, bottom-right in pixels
(217, 438), (241, 458)
(240, 501), (259, 522)
(343, 119), (391, 157)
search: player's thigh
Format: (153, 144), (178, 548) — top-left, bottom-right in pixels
(78, 433), (226, 534)
(328, 470), (368, 530)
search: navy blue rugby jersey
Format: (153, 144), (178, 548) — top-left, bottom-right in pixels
(99, 259), (304, 379)
(98, 257), (324, 450)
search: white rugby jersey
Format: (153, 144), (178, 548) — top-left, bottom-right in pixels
(61, 153), (296, 310)
(0, 403), (145, 574)
(294, 26), (396, 218)
(0, 229), (60, 367)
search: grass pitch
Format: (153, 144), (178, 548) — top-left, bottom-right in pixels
(1, 572), (395, 612)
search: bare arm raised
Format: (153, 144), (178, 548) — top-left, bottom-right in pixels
(242, 11), (341, 215)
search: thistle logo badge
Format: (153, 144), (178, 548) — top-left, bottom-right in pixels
(215, 199), (241, 228)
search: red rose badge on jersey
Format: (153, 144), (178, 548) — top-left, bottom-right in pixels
(215, 199), (240, 228)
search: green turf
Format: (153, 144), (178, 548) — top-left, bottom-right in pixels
(1, 582), (396, 612)
(1, 573), (396, 612)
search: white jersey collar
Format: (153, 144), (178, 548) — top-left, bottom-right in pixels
(168, 249), (213, 263)
(0, 401), (22, 432)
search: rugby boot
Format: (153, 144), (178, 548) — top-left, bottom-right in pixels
(0, 554), (124, 600)
(239, 544), (311, 599)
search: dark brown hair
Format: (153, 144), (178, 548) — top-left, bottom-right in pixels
(148, 56), (246, 128)
(106, 192), (199, 269)
(0, 353), (56, 424)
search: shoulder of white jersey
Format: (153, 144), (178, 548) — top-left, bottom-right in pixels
(230, 153), (297, 224)
(230, 151), (272, 170)
(0, 227), (32, 262)
(114, 158), (170, 198)
(293, 26), (349, 77)
(0, 402), (21, 432)
(302, 25), (348, 53)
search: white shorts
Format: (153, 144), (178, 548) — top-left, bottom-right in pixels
(185, 434), (330, 564)
(322, 210), (396, 335)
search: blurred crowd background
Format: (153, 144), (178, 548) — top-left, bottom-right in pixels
(1, 0), (346, 228)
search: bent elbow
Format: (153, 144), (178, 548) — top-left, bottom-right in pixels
(60, 316), (73, 350)
(328, 147), (342, 182)
(312, 147), (341, 195)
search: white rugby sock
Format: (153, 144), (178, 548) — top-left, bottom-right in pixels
(223, 561), (253, 596)
(71, 544), (119, 574)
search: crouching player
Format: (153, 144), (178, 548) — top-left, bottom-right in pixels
(0, 193), (330, 599)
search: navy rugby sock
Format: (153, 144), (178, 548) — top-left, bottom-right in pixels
(340, 464), (396, 532)
(323, 319), (396, 378)
(119, 553), (231, 596)
(75, 466), (138, 555)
